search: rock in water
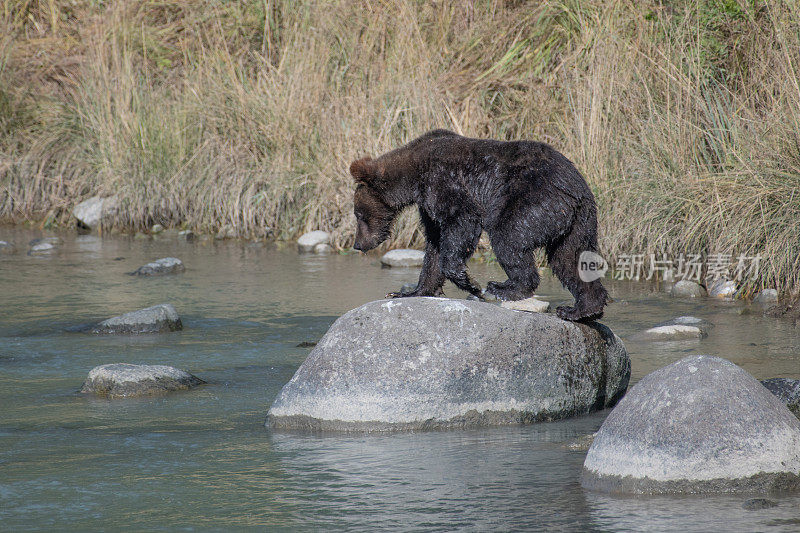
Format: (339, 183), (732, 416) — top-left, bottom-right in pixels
(73, 196), (119, 229)
(0, 241), (16, 254)
(297, 231), (331, 253)
(380, 249), (425, 267)
(582, 355), (800, 494)
(631, 316), (712, 341)
(81, 363), (204, 398)
(90, 304), (183, 334)
(268, 297), (630, 431)
(130, 257), (185, 276)
(708, 278), (738, 299)
(754, 289), (779, 305)
(761, 378), (800, 419)
(670, 280), (707, 298)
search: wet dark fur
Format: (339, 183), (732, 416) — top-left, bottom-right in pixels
(350, 129), (609, 321)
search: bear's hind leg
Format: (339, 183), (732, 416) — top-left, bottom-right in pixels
(485, 239), (540, 301)
(546, 233), (608, 322)
(439, 219), (483, 298)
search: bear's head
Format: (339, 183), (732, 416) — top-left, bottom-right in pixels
(350, 157), (396, 252)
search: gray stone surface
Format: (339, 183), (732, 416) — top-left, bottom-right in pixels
(754, 289), (779, 305)
(380, 249), (425, 267)
(268, 297), (630, 431)
(90, 304), (183, 334)
(670, 280), (707, 298)
(314, 243), (333, 254)
(709, 278), (738, 299)
(151, 224), (164, 234)
(631, 316), (712, 341)
(81, 363), (204, 398)
(582, 355), (800, 494)
(500, 297), (550, 313)
(73, 196), (119, 229)
(130, 257), (185, 276)
(761, 378), (800, 418)
(28, 242), (56, 254)
(0, 240), (15, 254)
(297, 230), (330, 252)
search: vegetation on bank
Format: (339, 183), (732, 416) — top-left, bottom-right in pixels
(1, 0), (799, 296)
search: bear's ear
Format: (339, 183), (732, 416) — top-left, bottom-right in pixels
(350, 157), (375, 184)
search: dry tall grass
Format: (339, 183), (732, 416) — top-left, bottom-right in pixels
(1, 0), (799, 295)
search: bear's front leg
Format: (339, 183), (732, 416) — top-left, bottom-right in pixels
(387, 241), (445, 298)
(437, 220), (484, 299)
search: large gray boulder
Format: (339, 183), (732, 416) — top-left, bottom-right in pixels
(268, 297), (630, 431)
(130, 257), (185, 276)
(582, 355), (800, 494)
(90, 304), (182, 334)
(761, 378), (800, 419)
(73, 195), (119, 229)
(81, 363), (204, 398)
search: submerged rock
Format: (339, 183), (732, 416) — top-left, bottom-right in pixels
(742, 498), (779, 511)
(268, 297), (630, 431)
(501, 297), (550, 313)
(670, 280), (707, 298)
(380, 249), (425, 267)
(314, 243), (333, 254)
(0, 240), (15, 254)
(73, 196), (119, 229)
(297, 230), (330, 252)
(81, 363), (204, 398)
(28, 242), (56, 255)
(582, 355), (800, 494)
(761, 378), (800, 419)
(130, 257), (185, 276)
(178, 230), (196, 242)
(754, 289), (779, 305)
(565, 432), (597, 452)
(90, 304), (182, 334)
(631, 316), (712, 341)
(708, 278), (738, 299)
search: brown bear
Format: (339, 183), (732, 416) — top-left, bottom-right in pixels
(350, 129), (609, 321)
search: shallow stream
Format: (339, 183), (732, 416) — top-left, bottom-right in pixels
(1, 226), (799, 531)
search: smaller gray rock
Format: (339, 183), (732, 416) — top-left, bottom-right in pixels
(631, 316), (712, 341)
(0, 240), (16, 254)
(314, 243), (333, 254)
(73, 196), (119, 229)
(151, 224), (164, 234)
(501, 297), (550, 313)
(754, 289), (779, 305)
(709, 278), (738, 299)
(761, 378), (800, 418)
(28, 242), (56, 254)
(178, 230), (196, 242)
(582, 355), (800, 494)
(29, 236), (62, 247)
(297, 230), (330, 252)
(380, 249), (425, 267)
(81, 363), (204, 398)
(670, 280), (707, 298)
(130, 257), (185, 276)
(91, 304), (182, 334)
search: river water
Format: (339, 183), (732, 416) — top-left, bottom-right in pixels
(1, 227), (798, 531)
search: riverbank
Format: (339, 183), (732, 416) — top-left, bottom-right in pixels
(2, 1), (799, 296)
